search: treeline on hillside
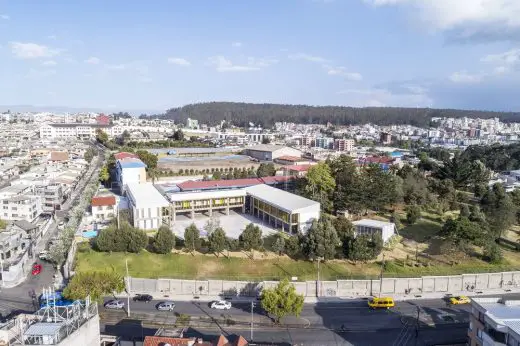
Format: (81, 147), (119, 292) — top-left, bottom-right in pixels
(460, 142), (520, 172)
(150, 102), (520, 128)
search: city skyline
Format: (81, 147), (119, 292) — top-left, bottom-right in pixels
(1, 0), (520, 112)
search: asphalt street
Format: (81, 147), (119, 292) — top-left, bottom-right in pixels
(99, 297), (474, 345)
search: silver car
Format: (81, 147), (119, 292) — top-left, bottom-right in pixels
(210, 300), (232, 310)
(156, 301), (175, 311)
(104, 300), (124, 309)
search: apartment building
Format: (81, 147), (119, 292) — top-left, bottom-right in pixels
(468, 297), (520, 346)
(126, 182), (170, 230)
(0, 227), (31, 285)
(39, 123), (123, 139)
(334, 138), (355, 152)
(115, 158), (147, 193)
(34, 183), (64, 212)
(0, 185), (42, 222)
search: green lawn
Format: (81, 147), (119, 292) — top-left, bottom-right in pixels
(75, 243), (380, 281)
(399, 219), (443, 243)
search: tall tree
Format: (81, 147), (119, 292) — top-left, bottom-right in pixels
(173, 129), (185, 141)
(84, 147), (96, 163)
(63, 271), (125, 302)
(184, 223), (201, 253)
(136, 150), (158, 170)
(272, 235), (286, 255)
(239, 223), (263, 252)
(481, 183), (516, 238)
(300, 217), (340, 261)
(329, 155), (364, 214)
(95, 129), (109, 144)
(256, 163), (276, 177)
(152, 225), (175, 254)
(208, 227), (227, 256)
(261, 278), (304, 324)
(98, 166), (110, 186)
(300, 162), (335, 212)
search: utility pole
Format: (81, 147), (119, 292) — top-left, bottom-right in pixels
(379, 254), (385, 298)
(126, 258), (130, 317)
(0, 255), (4, 287)
(317, 256), (323, 297)
(250, 301), (255, 341)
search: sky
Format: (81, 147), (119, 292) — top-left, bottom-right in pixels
(2, 0), (520, 113)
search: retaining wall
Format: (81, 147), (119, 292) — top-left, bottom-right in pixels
(127, 271), (520, 297)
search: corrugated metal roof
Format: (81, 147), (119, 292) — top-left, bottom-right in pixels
(24, 322), (63, 336)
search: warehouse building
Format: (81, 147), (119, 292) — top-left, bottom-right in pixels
(352, 219), (395, 243)
(245, 144), (303, 162)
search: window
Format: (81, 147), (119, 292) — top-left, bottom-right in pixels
(477, 328), (483, 339)
(469, 320), (473, 331)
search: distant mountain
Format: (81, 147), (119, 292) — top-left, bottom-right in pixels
(159, 102), (520, 128)
(0, 105), (162, 116)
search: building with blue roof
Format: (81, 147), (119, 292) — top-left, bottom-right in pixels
(115, 158), (147, 194)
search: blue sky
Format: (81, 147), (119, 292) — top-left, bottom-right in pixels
(1, 0), (520, 113)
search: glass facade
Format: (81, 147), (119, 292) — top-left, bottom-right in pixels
(251, 196), (300, 234)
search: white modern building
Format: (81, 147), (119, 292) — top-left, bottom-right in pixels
(115, 158), (147, 193)
(245, 184), (320, 233)
(126, 183), (170, 230)
(468, 297), (520, 346)
(0, 185), (42, 222)
(39, 123), (123, 139)
(352, 219), (396, 243)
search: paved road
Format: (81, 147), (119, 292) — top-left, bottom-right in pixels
(100, 298), (472, 346)
(100, 297), (473, 345)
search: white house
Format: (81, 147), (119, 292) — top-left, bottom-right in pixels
(115, 158), (147, 193)
(126, 182), (170, 230)
(352, 219), (396, 243)
(91, 195), (118, 222)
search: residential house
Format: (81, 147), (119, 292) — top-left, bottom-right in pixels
(0, 227), (31, 285)
(91, 196), (117, 222)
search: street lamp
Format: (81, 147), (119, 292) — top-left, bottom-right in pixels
(316, 256), (324, 297)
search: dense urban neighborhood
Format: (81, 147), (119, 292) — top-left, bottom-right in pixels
(1, 108), (520, 345)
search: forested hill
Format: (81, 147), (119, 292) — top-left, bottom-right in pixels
(159, 102), (520, 128)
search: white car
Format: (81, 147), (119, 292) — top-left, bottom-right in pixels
(210, 300), (232, 310)
(38, 251), (49, 260)
(104, 300), (125, 309)
(157, 301), (175, 311)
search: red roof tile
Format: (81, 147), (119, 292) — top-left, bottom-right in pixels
(91, 196), (116, 207)
(282, 164), (313, 172)
(177, 178), (262, 191)
(143, 336), (203, 346)
(260, 175), (294, 183)
(234, 336), (249, 346)
(114, 152), (139, 160)
(214, 335), (229, 346)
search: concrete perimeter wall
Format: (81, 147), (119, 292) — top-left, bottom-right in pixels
(129, 271), (520, 298)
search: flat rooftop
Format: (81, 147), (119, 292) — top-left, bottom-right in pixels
(353, 219), (395, 228)
(167, 189), (246, 202)
(126, 183), (169, 208)
(245, 184), (319, 212)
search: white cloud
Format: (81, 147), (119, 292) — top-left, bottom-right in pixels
(232, 42), (242, 47)
(167, 57), (191, 66)
(105, 64), (126, 70)
(288, 53), (330, 63)
(85, 57), (101, 64)
(363, 0), (520, 41)
(0, 14), (9, 20)
(9, 42), (60, 59)
(325, 66), (363, 81)
(207, 55), (277, 72)
(482, 48), (520, 65)
(449, 71), (483, 83)
(42, 60), (57, 66)
(337, 87), (433, 107)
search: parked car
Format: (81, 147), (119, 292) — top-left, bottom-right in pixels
(133, 294), (153, 303)
(104, 300), (125, 309)
(450, 296), (470, 305)
(156, 301), (175, 311)
(210, 300), (232, 310)
(31, 264), (42, 276)
(38, 251), (49, 261)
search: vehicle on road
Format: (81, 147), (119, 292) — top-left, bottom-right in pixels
(210, 300), (232, 310)
(156, 301), (175, 311)
(133, 294), (153, 302)
(104, 300), (125, 309)
(38, 251), (49, 261)
(31, 264), (42, 276)
(450, 295), (470, 305)
(368, 297), (395, 309)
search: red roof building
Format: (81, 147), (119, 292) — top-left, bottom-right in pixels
(96, 114), (110, 125)
(114, 152), (139, 160)
(177, 176), (295, 192)
(49, 151), (69, 162)
(91, 196), (116, 207)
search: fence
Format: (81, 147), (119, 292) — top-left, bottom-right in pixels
(128, 271), (520, 298)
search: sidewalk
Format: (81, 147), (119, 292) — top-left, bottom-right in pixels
(116, 286), (520, 304)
